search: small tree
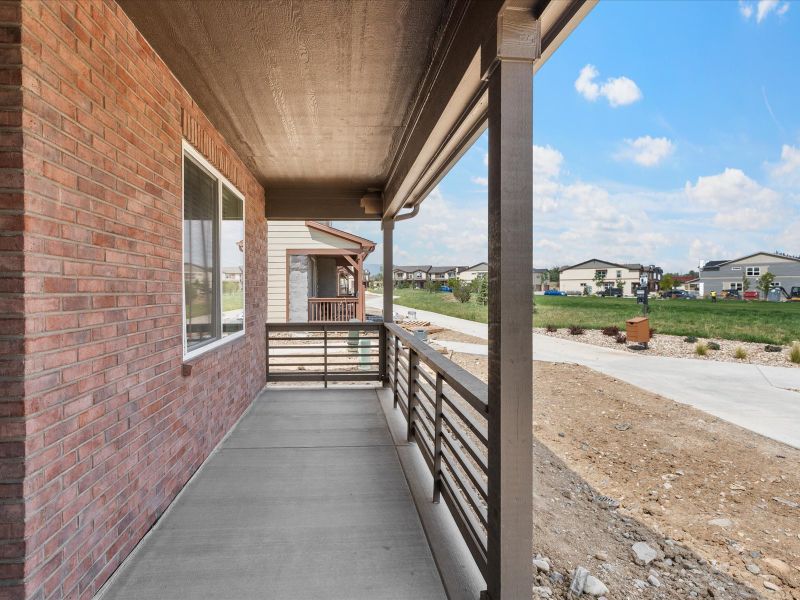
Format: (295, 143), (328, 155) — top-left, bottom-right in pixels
(424, 279), (438, 293)
(660, 274), (675, 291)
(476, 275), (488, 305)
(616, 278), (624, 291)
(593, 270), (606, 290)
(742, 275), (751, 292)
(757, 272), (775, 298)
(453, 286), (471, 303)
(446, 277), (461, 291)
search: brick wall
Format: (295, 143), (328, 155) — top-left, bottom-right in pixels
(5, 0), (268, 597)
(0, 2), (26, 599)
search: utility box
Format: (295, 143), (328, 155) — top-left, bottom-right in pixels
(626, 317), (651, 343)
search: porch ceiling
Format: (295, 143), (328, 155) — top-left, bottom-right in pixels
(119, 0), (449, 188)
(119, 0), (593, 220)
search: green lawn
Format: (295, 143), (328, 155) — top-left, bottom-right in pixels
(392, 288), (800, 345)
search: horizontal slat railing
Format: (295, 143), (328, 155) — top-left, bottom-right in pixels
(384, 323), (489, 578)
(307, 297), (358, 322)
(266, 322), (385, 386)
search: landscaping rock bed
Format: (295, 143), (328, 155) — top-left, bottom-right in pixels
(537, 327), (800, 368)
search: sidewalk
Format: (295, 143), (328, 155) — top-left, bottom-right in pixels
(367, 294), (800, 449)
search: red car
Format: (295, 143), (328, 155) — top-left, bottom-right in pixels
(743, 291), (759, 300)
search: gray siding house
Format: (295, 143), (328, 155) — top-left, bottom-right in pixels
(698, 252), (800, 297)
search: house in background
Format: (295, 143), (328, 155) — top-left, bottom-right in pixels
(560, 259), (663, 296)
(393, 265), (431, 288)
(533, 268), (550, 292)
(697, 252), (800, 297)
(430, 265), (468, 281)
(267, 221), (375, 322)
(458, 261), (489, 283)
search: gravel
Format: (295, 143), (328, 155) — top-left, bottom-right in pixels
(536, 327), (800, 367)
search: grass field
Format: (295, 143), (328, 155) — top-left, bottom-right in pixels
(391, 288), (800, 345)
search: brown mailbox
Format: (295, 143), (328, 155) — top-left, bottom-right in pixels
(625, 316), (650, 343)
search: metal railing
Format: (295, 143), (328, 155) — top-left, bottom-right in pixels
(307, 297), (358, 322)
(385, 323), (489, 577)
(265, 322), (385, 386)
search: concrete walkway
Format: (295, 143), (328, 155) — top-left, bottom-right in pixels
(99, 388), (447, 600)
(367, 294), (800, 449)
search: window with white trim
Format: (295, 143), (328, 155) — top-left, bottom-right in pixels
(726, 282), (743, 291)
(183, 144), (245, 358)
(745, 266), (761, 276)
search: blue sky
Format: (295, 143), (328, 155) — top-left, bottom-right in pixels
(342, 0), (800, 274)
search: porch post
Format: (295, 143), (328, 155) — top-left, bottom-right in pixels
(356, 253), (365, 320)
(483, 7), (539, 600)
(382, 219), (394, 323)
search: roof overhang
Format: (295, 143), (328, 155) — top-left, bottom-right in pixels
(119, 0), (594, 221)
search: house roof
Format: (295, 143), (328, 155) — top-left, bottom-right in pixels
(429, 266), (468, 274)
(305, 221), (376, 252)
(701, 260), (730, 271)
(561, 259), (661, 273)
(464, 262), (488, 271)
(394, 266), (432, 273)
(532, 268), (549, 274)
(714, 252), (800, 267)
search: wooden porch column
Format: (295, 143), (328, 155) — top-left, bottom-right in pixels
(483, 7), (539, 600)
(382, 219), (394, 323)
(356, 253), (365, 321)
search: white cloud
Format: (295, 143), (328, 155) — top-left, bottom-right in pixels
(689, 239), (725, 265)
(471, 176), (488, 186)
(574, 64), (642, 107)
(574, 64), (600, 101)
(533, 144), (564, 179)
(616, 136), (675, 167)
(768, 144), (800, 184)
(684, 168), (780, 230)
(739, 0), (790, 22)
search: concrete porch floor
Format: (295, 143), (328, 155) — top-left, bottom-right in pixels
(97, 388), (448, 600)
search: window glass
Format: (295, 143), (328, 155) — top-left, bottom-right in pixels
(184, 158), (218, 351)
(221, 186), (244, 337)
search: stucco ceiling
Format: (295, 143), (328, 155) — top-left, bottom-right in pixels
(119, 0), (450, 192)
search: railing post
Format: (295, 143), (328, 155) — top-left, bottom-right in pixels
(379, 325), (387, 384)
(433, 372), (443, 503)
(265, 323), (270, 383)
(323, 324), (328, 388)
(392, 335), (399, 408)
(406, 348), (418, 442)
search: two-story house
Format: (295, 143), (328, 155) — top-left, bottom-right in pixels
(393, 266), (432, 288)
(697, 252), (800, 297)
(559, 259), (663, 296)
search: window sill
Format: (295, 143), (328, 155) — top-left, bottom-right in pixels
(182, 330), (246, 375)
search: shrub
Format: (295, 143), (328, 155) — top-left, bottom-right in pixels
(695, 342), (708, 356)
(615, 333), (627, 344)
(707, 341), (720, 351)
(790, 342), (800, 365)
(568, 325), (585, 335)
(545, 324), (557, 333)
(453, 286), (471, 303)
(734, 347), (748, 360)
(601, 326), (620, 337)
(684, 336), (698, 343)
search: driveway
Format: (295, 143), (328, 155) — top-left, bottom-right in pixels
(367, 294), (800, 449)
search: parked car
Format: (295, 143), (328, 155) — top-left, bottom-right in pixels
(598, 287), (623, 297)
(743, 290), (760, 300)
(439, 285), (452, 292)
(661, 289), (690, 299)
(544, 289), (567, 296)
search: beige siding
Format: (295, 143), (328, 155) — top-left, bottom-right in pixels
(560, 266), (640, 296)
(267, 221), (362, 322)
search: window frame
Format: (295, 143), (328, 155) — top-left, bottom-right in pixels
(182, 140), (246, 361)
(745, 266), (761, 277)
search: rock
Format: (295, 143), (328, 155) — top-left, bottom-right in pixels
(763, 581), (780, 592)
(648, 574), (662, 588)
(765, 345), (783, 353)
(707, 341), (720, 350)
(631, 542), (658, 565)
(615, 422), (631, 431)
(763, 557), (799, 587)
(570, 566), (589, 595)
(584, 575), (608, 596)
(549, 572), (564, 585)
(633, 579), (648, 590)
(707, 518), (733, 528)
(594, 551), (608, 561)
(746, 564), (761, 575)
(533, 586), (553, 598)
(772, 496), (799, 509)
(533, 559), (551, 574)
